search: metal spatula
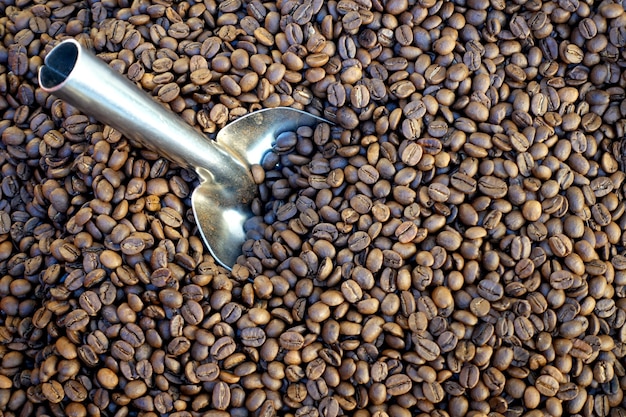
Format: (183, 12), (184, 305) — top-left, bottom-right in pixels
(39, 39), (327, 269)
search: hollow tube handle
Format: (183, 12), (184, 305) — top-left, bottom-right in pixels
(38, 39), (242, 181)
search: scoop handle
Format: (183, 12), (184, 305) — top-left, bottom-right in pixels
(38, 39), (242, 182)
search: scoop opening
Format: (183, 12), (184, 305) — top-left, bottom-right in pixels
(39, 40), (80, 91)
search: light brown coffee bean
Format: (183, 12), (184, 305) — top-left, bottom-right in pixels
(535, 375), (559, 397)
(157, 82), (180, 102)
(386, 374), (412, 396)
(196, 363), (220, 382)
(280, 331), (305, 350)
(210, 337), (236, 360)
(413, 336), (441, 361)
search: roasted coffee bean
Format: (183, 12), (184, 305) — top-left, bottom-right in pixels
(386, 374), (412, 396)
(63, 309), (90, 331)
(477, 279), (504, 301)
(414, 336), (441, 362)
(5, 2), (626, 416)
(196, 363), (220, 382)
(78, 291), (102, 316)
(535, 375), (559, 397)
(478, 176), (508, 198)
(241, 327), (266, 347)
(210, 336), (236, 360)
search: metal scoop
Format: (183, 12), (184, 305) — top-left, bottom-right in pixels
(39, 39), (327, 269)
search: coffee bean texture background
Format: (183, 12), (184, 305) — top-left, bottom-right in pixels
(1, 0), (626, 416)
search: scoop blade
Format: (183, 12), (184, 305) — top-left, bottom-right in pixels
(191, 179), (254, 270)
(216, 107), (328, 166)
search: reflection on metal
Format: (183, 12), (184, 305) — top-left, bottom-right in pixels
(39, 39), (327, 269)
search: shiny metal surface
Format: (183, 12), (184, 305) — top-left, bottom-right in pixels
(216, 107), (328, 167)
(39, 39), (326, 269)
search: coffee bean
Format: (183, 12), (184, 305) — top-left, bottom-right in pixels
(478, 176), (508, 198)
(210, 336), (236, 360)
(451, 172), (477, 193)
(157, 82), (180, 102)
(7, 2), (626, 416)
(63, 309), (90, 331)
(535, 375), (559, 397)
(386, 374), (412, 396)
(413, 336), (441, 362)
(78, 291), (102, 316)
(241, 327), (266, 347)
(209, 381), (230, 410)
(477, 279), (504, 301)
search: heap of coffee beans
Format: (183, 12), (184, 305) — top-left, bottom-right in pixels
(2, 0), (626, 416)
